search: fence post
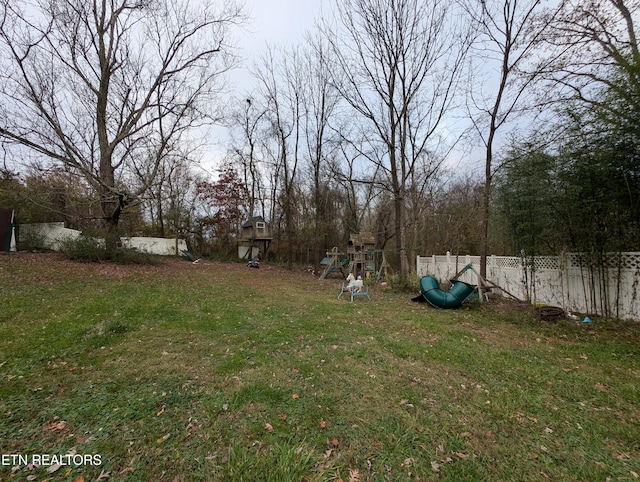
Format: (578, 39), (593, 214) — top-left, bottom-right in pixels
(489, 255), (495, 280)
(560, 252), (568, 313)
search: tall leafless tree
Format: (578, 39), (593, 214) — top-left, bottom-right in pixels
(0, 0), (244, 249)
(322, 0), (471, 281)
(460, 0), (561, 283)
(301, 35), (342, 267)
(254, 46), (304, 269)
(228, 97), (268, 220)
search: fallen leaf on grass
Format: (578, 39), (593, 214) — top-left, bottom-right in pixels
(157, 433), (170, 444)
(73, 477), (85, 482)
(431, 461), (441, 473)
(156, 404), (166, 416)
(292, 393), (299, 399)
(186, 420), (200, 432)
(401, 457), (416, 467)
(95, 470), (110, 480)
(328, 438), (340, 448)
(46, 464), (61, 473)
(265, 423), (273, 432)
(348, 469), (363, 481)
(319, 419), (326, 429)
(49, 421), (68, 431)
(612, 452), (630, 461)
(455, 452), (468, 460)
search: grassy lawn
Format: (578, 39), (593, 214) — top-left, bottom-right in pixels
(0, 253), (639, 481)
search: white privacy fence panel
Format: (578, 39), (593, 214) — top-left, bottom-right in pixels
(121, 236), (187, 256)
(18, 223), (186, 256)
(19, 222), (80, 251)
(417, 252), (640, 321)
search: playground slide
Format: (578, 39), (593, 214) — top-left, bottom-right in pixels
(418, 275), (476, 309)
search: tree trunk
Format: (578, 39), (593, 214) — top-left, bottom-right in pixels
(394, 192), (408, 281)
(480, 157), (491, 281)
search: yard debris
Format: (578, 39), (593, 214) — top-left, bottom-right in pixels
(49, 420), (68, 432)
(536, 306), (565, 322)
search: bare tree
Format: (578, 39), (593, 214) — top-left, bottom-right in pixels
(0, 0), (245, 250)
(460, 0), (561, 282)
(301, 35), (342, 266)
(254, 46), (303, 269)
(544, 0), (640, 121)
(322, 0), (470, 281)
(227, 97), (269, 220)
(330, 134), (377, 236)
(143, 148), (201, 250)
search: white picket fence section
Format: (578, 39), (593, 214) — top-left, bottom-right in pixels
(18, 222), (187, 256)
(416, 253), (640, 321)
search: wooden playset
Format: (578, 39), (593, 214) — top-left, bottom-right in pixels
(319, 232), (393, 281)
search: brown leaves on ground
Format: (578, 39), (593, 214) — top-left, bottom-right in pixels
(348, 468), (364, 481)
(48, 420), (68, 432)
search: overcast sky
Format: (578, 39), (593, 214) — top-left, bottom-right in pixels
(231, 0), (325, 89)
(202, 1), (326, 166)
(242, 1), (323, 50)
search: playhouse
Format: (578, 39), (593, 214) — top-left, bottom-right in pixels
(347, 232), (376, 277)
(237, 216), (272, 260)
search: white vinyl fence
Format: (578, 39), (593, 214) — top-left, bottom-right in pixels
(18, 222), (187, 256)
(417, 253), (640, 321)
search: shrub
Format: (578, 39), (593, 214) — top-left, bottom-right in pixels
(59, 233), (158, 264)
(387, 273), (421, 293)
(59, 234), (104, 262)
(16, 227), (47, 252)
(110, 246), (158, 265)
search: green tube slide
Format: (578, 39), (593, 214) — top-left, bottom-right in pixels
(419, 275), (476, 309)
